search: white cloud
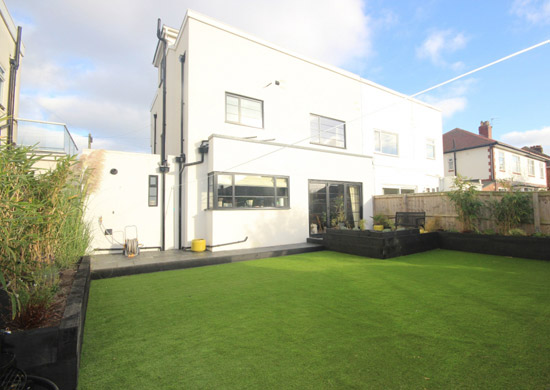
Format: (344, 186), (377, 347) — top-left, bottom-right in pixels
(416, 29), (468, 67)
(418, 79), (476, 118)
(511, 0), (550, 25)
(501, 126), (550, 151)
(6, 0), (372, 153)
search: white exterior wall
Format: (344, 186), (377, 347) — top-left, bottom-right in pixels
(444, 147), (491, 181)
(149, 10), (443, 250)
(82, 149), (178, 252)
(202, 136), (373, 251)
(493, 147), (547, 187)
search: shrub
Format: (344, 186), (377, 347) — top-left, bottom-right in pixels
(490, 190), (533, 235)
(372, 214), (393, 229)
(0, 144), (90, 323)
(508, 228), (527, 236)
(447, 176), (484, 232)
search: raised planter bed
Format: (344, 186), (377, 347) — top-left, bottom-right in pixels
(3, 256), (91, 390)
(323, 230), (550, 261)
(438, 232), (550, 261)
(324, 229), (439, 259)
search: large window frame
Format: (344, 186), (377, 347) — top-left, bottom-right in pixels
(225, 92), (264, 128)
(512, 155), (521, 174)
(310, 114), (346, 149)
(374, 130), (399, 156)
(208, 172), (289, 210)
(498, 151), (506, 172)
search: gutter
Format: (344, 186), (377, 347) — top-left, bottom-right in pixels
(177, 53), (186, 250)
(6, 26), (22, 145)
(157, 18), (170, 251)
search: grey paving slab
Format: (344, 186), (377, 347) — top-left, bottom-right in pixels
(91, 242), (324, 279)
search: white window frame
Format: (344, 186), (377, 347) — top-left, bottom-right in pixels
(374, 130), (399, 156)
(426, 138), (435, 159)
(382, 187), (415, 195)
(0, 65), (5, 109)
(448, 158), (454, 171)
(310, 114), (346, 149)
(498, 151), (505, 172)
(225, 92), (264, 128)
(528, 160), (535, 176)
(540, 162), (545, 179)
(512, 155), (521, 174)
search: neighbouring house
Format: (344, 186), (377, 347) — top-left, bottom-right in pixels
(521, 145), (550, 190)
(84, 10), (443, 253)
(0, 0), (23, 144)
(443, 121), (547, 191)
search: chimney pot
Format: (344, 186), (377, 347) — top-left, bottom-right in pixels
(479, 120), (492, 139)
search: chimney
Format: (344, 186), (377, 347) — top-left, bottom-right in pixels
(478, 120), (492, 139)
(530, 145), (543, 154)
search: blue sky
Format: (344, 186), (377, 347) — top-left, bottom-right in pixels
(5, 0), (550, 153)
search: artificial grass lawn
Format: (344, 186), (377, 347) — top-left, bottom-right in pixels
(79, 249), (550, 389)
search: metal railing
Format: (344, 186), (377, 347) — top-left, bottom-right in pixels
(15, 118), (78, 155)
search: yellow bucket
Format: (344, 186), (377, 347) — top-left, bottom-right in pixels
(373, 225), (384, 231)
(191, 239), (206, 252)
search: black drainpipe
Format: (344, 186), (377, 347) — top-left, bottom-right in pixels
(176, 53), (186, 250)
(157, 18), (169, 251)
(153, 113), (157, 154)
(7, 26), (22, 145)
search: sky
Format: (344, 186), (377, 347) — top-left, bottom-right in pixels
(5, 0), (550, 154)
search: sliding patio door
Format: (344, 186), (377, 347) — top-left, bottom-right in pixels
(308, 180), (362, 235)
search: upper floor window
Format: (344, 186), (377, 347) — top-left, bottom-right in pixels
(528, 160), (535, 176)
(498, 151), (505, 171)
(448, 158), (454, 171)
(426, 139), (435, 159)
(540, 162), (545, 179)
(0, 66), (5, 108)
(374, 130), (398, 155)
(512, 155), (521, 173)
(310, 114), (346, 148)
(225, 93), (263, 128)
(148, 175), (158, 207)
(208, 172), (289, 209)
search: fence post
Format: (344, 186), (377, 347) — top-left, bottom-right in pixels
(403, 194), (408, 212)
(533, 192), (541, 233)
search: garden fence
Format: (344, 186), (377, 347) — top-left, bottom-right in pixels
(373, 192), (550, 234)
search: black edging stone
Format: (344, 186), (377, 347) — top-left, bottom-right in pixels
(438, 232), (550, 261)
(323, 230), (550, 261)
(4, 256), (91, 390)
(324, 229), (439, 259)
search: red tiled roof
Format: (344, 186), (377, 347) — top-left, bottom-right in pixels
(521, 146), (550, 163)
(443, 128), (495, 152)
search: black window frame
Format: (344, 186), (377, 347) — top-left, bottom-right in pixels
(148, 175), (158, 207)
(310, 113), (346, 149)
(207, 172), (290, 210)
(225, 92), (264, 129)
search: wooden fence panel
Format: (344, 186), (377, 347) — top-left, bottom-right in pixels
(373, 192), (550, 234)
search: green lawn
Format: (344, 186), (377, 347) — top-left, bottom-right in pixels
(79, 249), (550, 389)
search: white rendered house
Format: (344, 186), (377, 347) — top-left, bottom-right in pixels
(443, 121), (547, 191)
(146, 10), (443, 251)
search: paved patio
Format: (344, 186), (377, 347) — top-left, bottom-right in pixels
(91, 242), (324, 279)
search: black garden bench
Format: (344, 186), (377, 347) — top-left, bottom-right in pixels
(395, 212), (426, 230)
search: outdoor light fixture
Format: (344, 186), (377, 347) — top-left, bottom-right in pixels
(110, 168), (118, 175)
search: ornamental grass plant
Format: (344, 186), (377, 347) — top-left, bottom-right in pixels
(0, 143), (90, 326)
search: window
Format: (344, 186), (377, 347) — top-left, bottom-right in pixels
(383, 188), (415, 195)
(448, 158), (454, 171)
(309, 181), (362, 232)
(225, 93), (263, 128)
(426, 139), (435, 159)
(374, 130), (398, 155)
(208, 172), (289, 209)
(498, 151), (505, 171)
(310, 114), (346, 148)
(0, 66), (5, 109)
(148, 175), (158, 206)
(513, 155), (521, 173)
(541, 162), (545, 179)
(528, 160), (535, 176)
